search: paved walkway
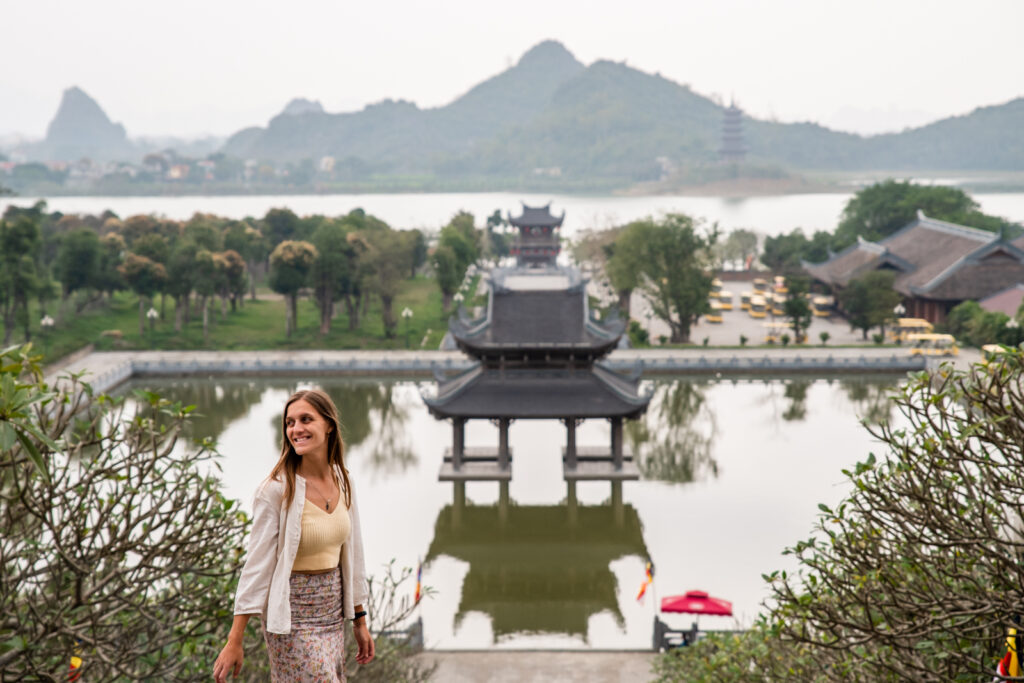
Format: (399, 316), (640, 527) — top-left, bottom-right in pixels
(413, 651), (657, 683)
(43, 346), (978, 396)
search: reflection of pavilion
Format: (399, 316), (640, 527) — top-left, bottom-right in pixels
(424, 203), (652, 483)
(426, 496), (649, 640)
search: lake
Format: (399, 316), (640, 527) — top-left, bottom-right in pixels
(7, 190), (1024, 238)
(121, 374), (903, 650)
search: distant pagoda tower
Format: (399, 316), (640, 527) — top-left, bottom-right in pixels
(507, 203), (565, 268)
(719, 101), (747, 163)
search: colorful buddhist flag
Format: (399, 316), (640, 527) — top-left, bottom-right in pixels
(636, 560), (654, 602)
(414, 558), (423, 604)
(68, 655), (82, 681)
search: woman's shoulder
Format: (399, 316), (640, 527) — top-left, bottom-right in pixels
(254, 475), (286, 503)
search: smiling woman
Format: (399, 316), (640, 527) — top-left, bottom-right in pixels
(213, 388), (375, 682)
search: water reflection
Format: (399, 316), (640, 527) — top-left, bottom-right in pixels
(627, 380), (718, 484)
(121, 377), (417, 475)
(839, 378), (897, 425)
(782, 380), (811, 422)
(425, 494), (648, 641)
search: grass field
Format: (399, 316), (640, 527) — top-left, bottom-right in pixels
(14, 276), (453, 366)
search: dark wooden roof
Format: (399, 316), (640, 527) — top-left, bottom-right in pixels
(803, 211), (1024, 300)
(508, 202), (565, 228)
(425, 502), (648, 638)
(450, 267), (625, 359)
(423, 364), (650, 419)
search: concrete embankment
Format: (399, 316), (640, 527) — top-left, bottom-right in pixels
(412, 650), (657, 683)
(44, 346), (970, 395)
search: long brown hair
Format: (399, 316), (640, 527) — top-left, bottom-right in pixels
(269, 388), (352, 510)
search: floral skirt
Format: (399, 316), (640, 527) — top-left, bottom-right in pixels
(263, 569), (346, 682)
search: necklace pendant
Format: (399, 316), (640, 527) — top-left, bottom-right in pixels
(326, 502), (330, 511)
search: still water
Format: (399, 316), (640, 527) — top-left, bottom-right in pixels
(8, 191), (1024, 237)
(121, 374), (902, 649)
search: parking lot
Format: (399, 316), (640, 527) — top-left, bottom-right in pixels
(628, 289), (873, 347)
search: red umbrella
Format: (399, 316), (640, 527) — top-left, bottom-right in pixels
(660, 590), (733, 616)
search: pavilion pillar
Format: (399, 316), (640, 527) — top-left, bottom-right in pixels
(452, 417), (465, 470)
(566, 480), (578, 527)
(611, 417), (623, 470)
(499, 480), (509, 525)
(452, 481), (465, 528)
(498, 418), (510, 470)
(565, 418), (578, 469)
(611, 481), (623, 527)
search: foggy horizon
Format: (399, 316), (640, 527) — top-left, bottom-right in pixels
(2, 0), (1022, 141)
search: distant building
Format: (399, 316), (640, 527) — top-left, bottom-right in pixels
(979, 283), (1024, 317)
(719, 102), (747, 164)
(506, 203), (565, 268)
(804, 210), (1024, 323)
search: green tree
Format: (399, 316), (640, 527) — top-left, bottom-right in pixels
(261, 207), (301, 247)
(617, 214), (719, 343)
(719, 228), (759, 269)
(839, 270), (902, 340)
(604, 229), (645, 317)
(223, 222), (268, 300)
(94, 233), (126, 300)
(310, 221), (355, 335)
(782, 275), (813, 344)
(269, 240), (318, 337)
(432, 245), (460, 312)
(438, 211), (479, 274)
(193, 249), (219, 343)
(167, 240), (199, 332)
(762, 228), (832, 273)
(54, 227), (100, 306)
(834, 179), (1014, 249)
(214, 250), (247, 316)
(0, 216), (41, 343)
(119, 252), (167, 336)
(363, 228), (414, 338)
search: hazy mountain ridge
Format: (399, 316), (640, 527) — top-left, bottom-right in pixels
(223, 41), (1024, 180)
(14, 41), (1024, 188)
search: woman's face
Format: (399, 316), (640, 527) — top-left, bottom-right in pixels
(285, 399), (332, 458)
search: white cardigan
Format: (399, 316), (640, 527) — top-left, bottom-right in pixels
(233, 467), (369, 634)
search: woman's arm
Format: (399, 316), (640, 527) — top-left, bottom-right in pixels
(352, 604), (374, 664)
(213, 614), (252, 682)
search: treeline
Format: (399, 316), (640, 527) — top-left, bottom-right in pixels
(0, 201), (501, 347)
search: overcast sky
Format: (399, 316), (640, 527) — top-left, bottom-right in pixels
(3, 0), (1022, 140)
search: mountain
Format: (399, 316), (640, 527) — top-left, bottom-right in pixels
(30, 86), (135, 161)
(280, 98), (325, 116)
(222, 40), (586, 167)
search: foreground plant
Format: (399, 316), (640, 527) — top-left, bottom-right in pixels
(654, 352), (1024, 682)
(0, 344), (248, 681)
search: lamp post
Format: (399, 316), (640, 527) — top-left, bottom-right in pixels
(146, 306), (159, 334)
(893, 303), (906, 317)
(453, 291), (464, 308)
(1007, 317), (1020, 346)
(401, 307), (413, 348)
(40, 315), (54, 358)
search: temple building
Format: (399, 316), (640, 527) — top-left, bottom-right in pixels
(718, 102), (747, 164)
(423, 204), (651, 486)
(803, 210), (1024, 323)
(507, 202), (565, 268)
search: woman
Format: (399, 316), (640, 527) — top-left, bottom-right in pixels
(213, 388), (375, 682)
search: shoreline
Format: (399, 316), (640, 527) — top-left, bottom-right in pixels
(46, 347), (950, 397)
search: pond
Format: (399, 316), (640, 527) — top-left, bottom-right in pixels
(120, 374), (903, 649)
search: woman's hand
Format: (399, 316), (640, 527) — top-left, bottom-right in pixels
(213, 641), (244, 682)
(353, 619), (375, 665)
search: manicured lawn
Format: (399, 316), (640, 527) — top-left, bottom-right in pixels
(17, 277), (452, 365)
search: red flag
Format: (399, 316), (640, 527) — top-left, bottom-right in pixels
(414, 559), (423, 604)
(636, 561), (654, 601)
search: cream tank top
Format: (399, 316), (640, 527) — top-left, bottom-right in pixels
(292, 497), (351, 572)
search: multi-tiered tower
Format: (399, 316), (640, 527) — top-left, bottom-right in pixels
(507, 203), (564, 268)
(719, 102), (747, 164)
